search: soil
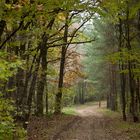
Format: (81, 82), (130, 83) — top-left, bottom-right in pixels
(27, 102), (133, 140)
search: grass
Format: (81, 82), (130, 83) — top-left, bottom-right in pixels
(101, 108), (140, 140)
(115, 120), (140, 140)
(62, 101), (105, 115)
(100, 108), (121, 118)
(62, 107), (77, 115)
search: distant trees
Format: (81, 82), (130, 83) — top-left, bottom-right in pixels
(107, 0), (140, 122)
(80, 0), (140, 123)
(83, 0), (140, 122)
(83, 20), (116, 108)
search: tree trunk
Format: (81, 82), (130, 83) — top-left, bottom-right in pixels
(120, 67), (127, 121)
(36, 35), (48, 116)
(0, 20), (6, 40)
(126, 3), (138, 122)
(55, 13), (69, 114)
(119, 18), (127, 121)
(26, 54), (41, 119)
(54, 46), (66, 114)
(36, 18), (56, 116)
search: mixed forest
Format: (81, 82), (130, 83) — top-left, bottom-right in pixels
(0, 0), (140, 139)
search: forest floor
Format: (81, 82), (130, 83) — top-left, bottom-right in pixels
(27, 102), (140, 140)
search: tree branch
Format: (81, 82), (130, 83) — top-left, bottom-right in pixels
(0, 20), (24, 49)
(48, 39), (96, 48)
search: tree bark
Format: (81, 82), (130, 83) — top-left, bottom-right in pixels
(36, 35), (48, 116)
(55, 13), (69, 114)
(119, 18), (127, 121)
(126, 3), (138, 122)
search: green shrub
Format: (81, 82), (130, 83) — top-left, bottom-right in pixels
(0, 95), (26, 140)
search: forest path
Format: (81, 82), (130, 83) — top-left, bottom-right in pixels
(53, 102), (126, 140)
(28, 102), (132, 140)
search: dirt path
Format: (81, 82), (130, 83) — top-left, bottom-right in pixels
(53, 103), (121, 140)
(28, 103), (133, 140)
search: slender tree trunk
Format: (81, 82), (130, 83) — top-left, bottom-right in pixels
(54, 46), (66, 114)
(126, 3), (138, 122)
(16, 68), (25, 114)
(120, 66), (127, 121)
(136, 78), (140, 113)
(55, 13), (69, 114)
(108, 63), (112, 109)
(112, 64), (117, 111)
(36, 35), (48, 116)
(118, 18), (127, 121)
(0, 20), (6, 40)
(46, 78), (48, 115)
(27, 54), (41, 119)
